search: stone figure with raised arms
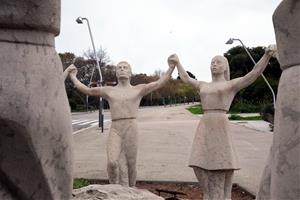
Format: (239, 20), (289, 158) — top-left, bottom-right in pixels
(168, 45), (276, 200)
(67, 57), (175, 187)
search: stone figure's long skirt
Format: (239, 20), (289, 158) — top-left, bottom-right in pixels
(189, 113), (240, 170)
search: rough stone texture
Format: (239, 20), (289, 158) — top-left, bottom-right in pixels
(68, 60), (174, 187)
(0, 0), (60, 36)
(0, 0), (73, 200)
(72, 184), (163, 200)
(257, 2), (300, 199)
(272, 0), (300, 70)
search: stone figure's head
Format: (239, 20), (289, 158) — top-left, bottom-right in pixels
(210, 55), (230, 80)
(116, 61), (132, 80)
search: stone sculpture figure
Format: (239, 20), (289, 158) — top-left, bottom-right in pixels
(169, 46), (276, 200)
(0, 0), (73, 200)
(67, 58), (175, 187)
(256, 1), (300, 199)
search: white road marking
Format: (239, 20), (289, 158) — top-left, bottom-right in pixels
(72, 119), (90, 125)
(77, 119), (98, 125)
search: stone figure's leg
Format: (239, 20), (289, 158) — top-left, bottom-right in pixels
(107, 129), (122, 184)
(193, 167), (209, 200)
(224, 170), (234, 200)
(124, 122), (138, 187)
(193, 167), (227, 200)
(207, 170), (226, 200)
(118, 149), (129, 186)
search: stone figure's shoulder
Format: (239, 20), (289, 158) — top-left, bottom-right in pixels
(132, 83), (147, 90)
(100, 86), (115, 94)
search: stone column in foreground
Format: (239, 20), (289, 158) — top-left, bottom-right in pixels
(0, 1), (73, 199)
(257, 1), (300, 199)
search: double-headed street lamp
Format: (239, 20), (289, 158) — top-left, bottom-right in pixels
(76, 16), (104, 132)
(225, 38), (276, 109)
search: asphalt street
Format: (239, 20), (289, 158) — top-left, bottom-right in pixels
(71, 110), (111, 132)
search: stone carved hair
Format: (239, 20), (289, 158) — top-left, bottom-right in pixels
(223, 57), (230, 81)
(212, 55), (230, 81)
(116, 61), (132, 79)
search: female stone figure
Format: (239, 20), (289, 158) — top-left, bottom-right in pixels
(169, 45), (276, 200)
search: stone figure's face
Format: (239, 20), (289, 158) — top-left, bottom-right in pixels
(116, 61), (132, 80)
(210, 56), (227, 75)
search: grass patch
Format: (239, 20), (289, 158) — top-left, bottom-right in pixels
(186, 104), (262, 120)
(228, 114), (262, 120)
(186, 104), (203, 114)
(229, 101), (262, 113)
(73, 178), (91, 189)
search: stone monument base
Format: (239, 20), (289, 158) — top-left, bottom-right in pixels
(72, 184), (163, 200)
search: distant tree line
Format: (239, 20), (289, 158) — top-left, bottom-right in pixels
(60, 45), (280, 112)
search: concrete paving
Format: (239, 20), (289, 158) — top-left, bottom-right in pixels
(73, 104), (273, 196)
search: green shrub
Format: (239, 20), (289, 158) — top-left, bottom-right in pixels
(260, 104), (274, 124)
(229, 101), (262, 113)
(73, 178), (90, 189)
(186, 104), (203, 114)
(228, 114), (262, 120)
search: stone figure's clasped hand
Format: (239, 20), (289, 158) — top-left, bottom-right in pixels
(265, 44), (277, 57)
(168, 54), (179, 68)
(67, 64), (78, 77)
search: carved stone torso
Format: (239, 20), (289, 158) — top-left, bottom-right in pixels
(199, 81), (236, 112)
(273, 0), (300, 70)
(105, 86), (142, 120)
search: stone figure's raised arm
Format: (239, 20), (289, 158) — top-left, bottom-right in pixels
(171, 54), (203, 89)
(63, 65), (73, 80)
(231, 45), (277, 92)
(68, 64), (108, 98)
(139, 57), (175, 96)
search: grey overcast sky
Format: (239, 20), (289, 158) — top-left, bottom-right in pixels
(55, 0), (281, 81)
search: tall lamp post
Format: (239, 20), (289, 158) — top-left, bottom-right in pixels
(76, 16), (104, 132)
(225, 38), (276, 109)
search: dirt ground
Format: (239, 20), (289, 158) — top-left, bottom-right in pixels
(89, 180), (255, 200)
(137, 181), (255, 200)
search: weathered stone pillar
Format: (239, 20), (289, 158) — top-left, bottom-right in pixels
(0, 1), (73, 199)
(257, 1), (300, 199)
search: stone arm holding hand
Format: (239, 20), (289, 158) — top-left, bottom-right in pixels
(63, 66), (73, 80)
(230, 45), (277, 92)
(67, 64), (109, 99)
(138, 57), (175, 96)
(169, 54), (205, 89)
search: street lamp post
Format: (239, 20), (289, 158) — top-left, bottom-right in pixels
(76, 16), (104, 132)
(225, 38), (276, 109)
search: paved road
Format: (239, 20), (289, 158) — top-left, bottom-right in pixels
(71, 110), (111, 132)
(73, 104), (273, 195)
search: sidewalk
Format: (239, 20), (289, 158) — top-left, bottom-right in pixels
(73, 104), (273, 195)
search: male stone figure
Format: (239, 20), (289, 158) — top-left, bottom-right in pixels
(0, 0), (73, 200)
(68, 58), (175, 186)
(257, 1), (300, 199)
